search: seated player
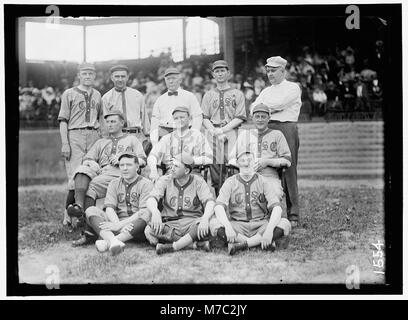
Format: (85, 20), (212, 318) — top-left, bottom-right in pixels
(84, 151), (153, 256)
(147, 106), (213, 182)
(68, 110), (146, 246)
(145, 152), (218, 254)
(228, 103), (291, 200)
(214, 150), (291, 255)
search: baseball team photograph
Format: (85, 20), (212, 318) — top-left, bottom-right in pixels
(6, 3), (402, 294)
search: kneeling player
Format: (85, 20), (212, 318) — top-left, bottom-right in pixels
(214, 150), (291, 255)
(145, 152), (218, 254)
(84, 151), (153, 256)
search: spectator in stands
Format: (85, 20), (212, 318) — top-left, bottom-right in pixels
(312, 85), (328, 117)
(354, 75), (370, 111)
(325, 81), (342, 111)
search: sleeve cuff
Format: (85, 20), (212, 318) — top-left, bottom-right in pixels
(235, 115), (247, 121)
(215, 201), (228, 211)
(267, 202), (281, 212)
(203, 115), (211, 120)
(57, 117), (68, 123)
(103, 204), (116, 210)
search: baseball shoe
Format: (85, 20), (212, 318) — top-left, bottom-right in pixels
(228, 242), (248, 256)
(95, 240), (109, 253)
(156, 243), (175, 255)
(275, 235), (290, 250)
(196, 240), (211, 252)
(71, 230), (97, 247)
(209, 227), (227, 248)
(109, 238), (125, 256)
(144, 225), (159, 245)
(67, 203), (84, 218)
(264, 241), (276, 252)
(290, 221), (298, 229)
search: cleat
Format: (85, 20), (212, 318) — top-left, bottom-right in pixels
(95, 240), (109, 253)
(156, 243), (174, 255)
(228, 242), (248, 255)
(144, 225), (159, 245)
(266, 241), (276, 252)
(290, 221), (298, 229)
(109, 239), (125, 256)
(209, 227), (227, 248)
(196, 240), (211, 252)
(72, 230), (97, 247)
(275, 236), (290, 250)
(67, 203), (84, 218)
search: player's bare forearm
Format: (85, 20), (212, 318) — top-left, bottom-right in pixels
(202, 119), (215, 131)
(265, 206), (282, 235)
(214, 205), (233, 229)
(191, 114), (203, 131)
(221, 118), (243, 134)
(202, 200), (215, 220)
(146, 198), (160, 216)
(147, 156), (158, 172)
(105, 207), (120, 223)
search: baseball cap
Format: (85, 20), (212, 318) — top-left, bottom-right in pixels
(265, 56), (287, 68)
(118, 151), (139, 163)
(78, 62), (96, 72)
(164, 67), (181, 77)
(212, 60), (229, 71)
(252, 103), (270, 115)
(172, 105), (190, 116)
(173, 152), (195, 166)
(236, 149), (253, 160)
(104, 110), (125, 120)
(110, 65), (129, 74)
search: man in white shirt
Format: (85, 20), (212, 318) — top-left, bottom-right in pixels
(150, 67), (203, 146)
(251, 56), (302, 228)
(101, 65), (150, 142)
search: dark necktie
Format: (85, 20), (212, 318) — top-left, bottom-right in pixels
(168, 91), (178, 96)
(115, 88), (127, 127)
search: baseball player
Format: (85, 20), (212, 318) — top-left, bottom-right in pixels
(150, 67), (203, 146)
(228, 103), (292, 200)
(201, 60), (247, 196)
(251, 56), (302, 228)
(68, 110), (146, 246)
(58, 62), (102, 225)
(84, 151), (153, 256)
(101, 65), (150, 142)
(147, 105), (213, 182)
(214, 150), (291, 255)
(145, 152), (218, 254)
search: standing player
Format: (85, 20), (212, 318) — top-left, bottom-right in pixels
(101, 65), (150, 142)
(228, 103), (292, 200)
(252, 56), (302, 228)
(58, 62), (102, 225)
(85, 151), (153, 256)
(201, 60), (247, 196)
(214, 150), (291, 255)
(145, 153), (217, 254)
(150, 67), (203, 146)
(147, 106), (213, 182)
(68, 110), (146, 246)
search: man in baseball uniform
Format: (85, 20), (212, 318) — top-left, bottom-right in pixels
(201, 60), (247, 196)
(228, 103), (292, 200)
(58, 62), (102, 225)
(68, 110), (146, 246)
(85, 151), (153, 256)
(214, 150), (291, 255)
(251, 56), (302, 228)
(147, 105), (213, 182)
(145, 153), (218, 254)
(150, 67), (203, 146)
(101, 65), (150, 143)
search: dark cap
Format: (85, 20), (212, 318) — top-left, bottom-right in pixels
(164, 67), (181, 77)
(212, 60), (229, 71)
(104, 110), (125, 120)
(78, 62), (96, 72)
(118, 151), (139, 163)
(110, 65), (129, 74)
(172, 105), (190, 116)
(173, 152), (195, 166)
(252, 103), (270, 115)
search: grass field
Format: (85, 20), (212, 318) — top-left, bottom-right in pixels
(17, 179), (385, 285)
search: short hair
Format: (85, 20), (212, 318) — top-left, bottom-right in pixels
(118, 153), (139, 164)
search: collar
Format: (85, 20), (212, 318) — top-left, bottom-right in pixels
(109, 133), (128, 140)
(257, 128), (273, 138)
(173, 128), (192, 140)
(174, 175), (194, 190)
(237, 173), (258, 186)
(215, 86), (232, 93)
(74, 87), (93, 95)
(121, 175), (142, 189)
(114, 87), (127, 93)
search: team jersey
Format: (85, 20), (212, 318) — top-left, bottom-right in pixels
(58, 87), (102, 129)
(229, 128), (291, 178)
(201, 87), (247, 126)
(102, 87), (150, 134)
(148, 174), (214, 220)
(104, 176), (153, 219)
(83, 134), (146, 169)
(149, 129), (213, 168)
(216, 173), (280, 222)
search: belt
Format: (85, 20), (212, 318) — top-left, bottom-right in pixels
(268, 120), (296, 124)
(122, 128), (141, 133)
(70, 127), (97, 131)
(213, 123), (226, 128)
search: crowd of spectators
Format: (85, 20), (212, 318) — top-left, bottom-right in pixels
(19, 42), (384, 127)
